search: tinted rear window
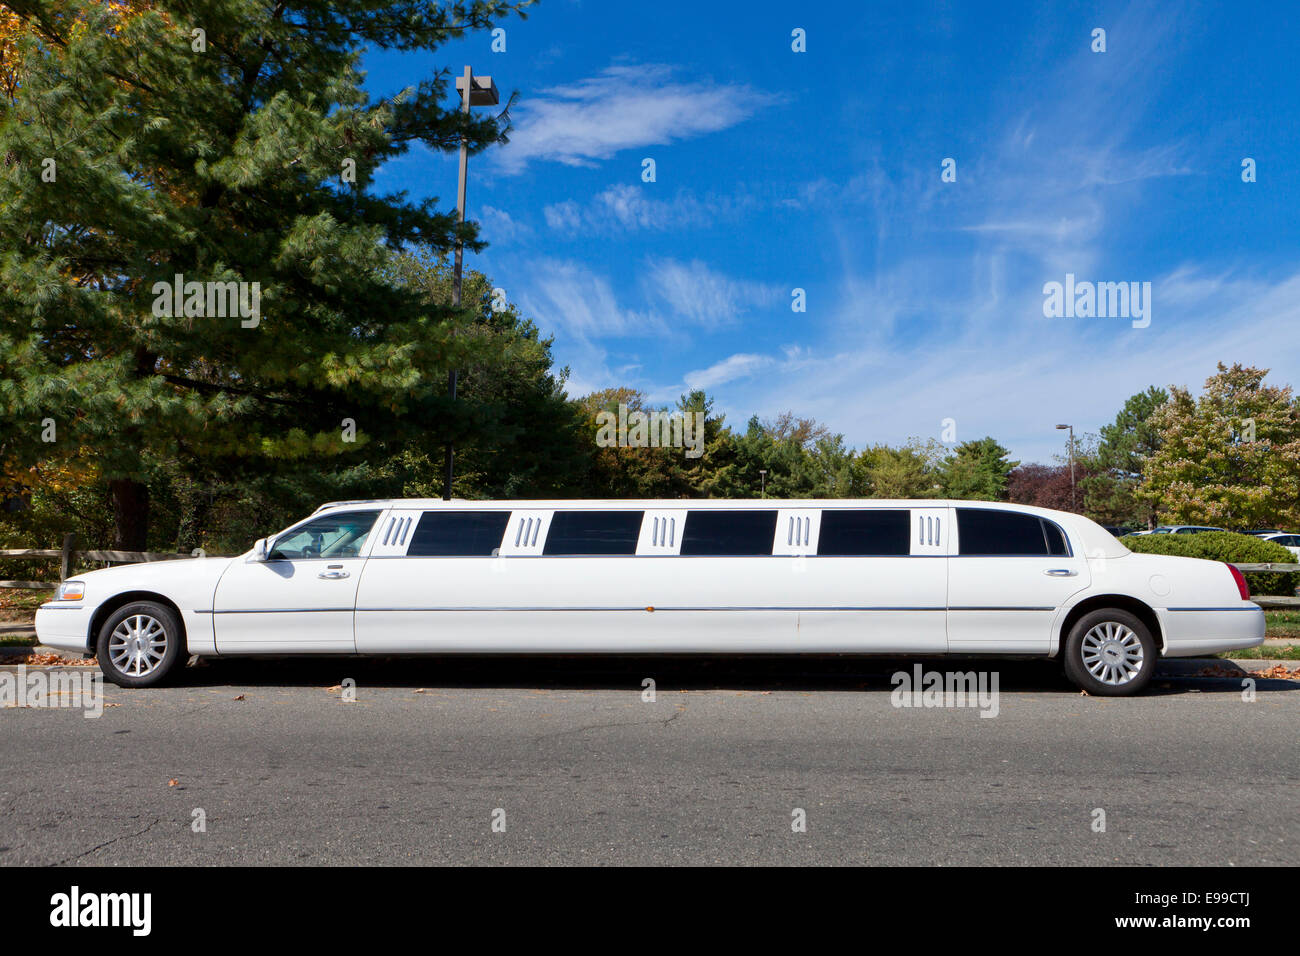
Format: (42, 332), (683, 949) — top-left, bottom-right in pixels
(681, 511), (778, 556)
(543, 511), (643, 555)
(406, 512), (510, 556)
(817, 510), (910, 556)
(957, 509), (1070, 556)
(1043, 520), (1070, 556)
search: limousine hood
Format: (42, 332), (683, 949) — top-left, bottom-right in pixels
(60, 555), (236, 606)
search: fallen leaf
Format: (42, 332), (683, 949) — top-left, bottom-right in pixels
(167, 779), (179, 787)
(20, 653), (95, 666)
(233, 694), (245, 701)
(1255, 664), (1300, 680)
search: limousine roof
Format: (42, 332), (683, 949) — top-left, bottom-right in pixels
(313, 498), (1130, 558)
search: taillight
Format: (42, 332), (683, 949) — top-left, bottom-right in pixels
(1226, 563), (1250, 601)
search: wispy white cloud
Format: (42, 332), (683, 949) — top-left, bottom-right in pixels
(683, 353), (773, 390)
(543, 184), (762, 234)
(518, 259), (661, 341)
(640, 257), (781, 328)
(514, 255), (776, 344)
(478, 204), (531, 242)
(496, 64), (777, 172)
(506, 255), (786, 400)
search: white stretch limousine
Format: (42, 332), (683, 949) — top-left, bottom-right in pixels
(35, 499), (1264, 695)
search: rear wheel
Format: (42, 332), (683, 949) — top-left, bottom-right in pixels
(1062, 608), (1156, 696)
(96, 601), (185, 687)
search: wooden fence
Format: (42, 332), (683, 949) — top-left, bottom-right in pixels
(0, 534), (216, 590)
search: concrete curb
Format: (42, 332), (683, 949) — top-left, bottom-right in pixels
(0, 644), (86, 662)
(1155, 658), (1298, 677)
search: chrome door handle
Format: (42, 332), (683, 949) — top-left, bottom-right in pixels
(1044, 568), (1077, 577)
(318, 568), (350, 580)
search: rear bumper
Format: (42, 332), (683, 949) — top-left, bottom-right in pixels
(1156, 605), (1266, 657)
(33, 604), (94, 654)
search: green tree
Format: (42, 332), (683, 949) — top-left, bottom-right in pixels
(1138, 364), (1300, 528)
(706, 412), (847, 498)
(854, 440), (944, 499)
(937, 437), (1018, 501)
(1090, 386), (1169, 527)
(387, 253), (589, 500)
(0, 0), (530, 548)
(575, 387), (683, 498)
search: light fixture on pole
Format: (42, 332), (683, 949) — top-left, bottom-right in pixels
(1056, 423), (1076, 512)
(759, 469), (767, 499)
(443, 66), (500, 501)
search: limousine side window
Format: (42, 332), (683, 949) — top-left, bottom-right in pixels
(680, 510), (779, 556)
(956, 508), (1071, 557)
(817, 509), (910, 556)
(269, 511), (381, 560)
(406, 511), (511, 557)
(543, 511), (644, 555)
(1042, 520), (1070, 556)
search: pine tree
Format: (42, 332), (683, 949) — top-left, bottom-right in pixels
(937, 437), (1019, 501)
(0, 0), (530, 547)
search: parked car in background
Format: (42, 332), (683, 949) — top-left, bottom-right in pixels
(34, 498), (1264, 697)
(1258, 533), (1300, 559)
(1131, 525), (1226, 536)
(1102, 526), (1138, 537)
(1244, 529), (1287, 537)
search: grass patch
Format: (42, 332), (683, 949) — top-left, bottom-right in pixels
(1221, 644), (1300, 661)
(0, 587), (52, 612)
(0, 587), (50, 630)
(0, 635), (37, 646)
(1264, 610), (1300, 639)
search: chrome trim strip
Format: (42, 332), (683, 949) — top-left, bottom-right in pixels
(355, 606), (948, 613)
(947, 606), (1055, 611)
(205, 604), (1058, 614)
(211, 608), (352, 614)
(1166, 606), (1262, 612)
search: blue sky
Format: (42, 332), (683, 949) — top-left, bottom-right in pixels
(363, 0), (1300, 464)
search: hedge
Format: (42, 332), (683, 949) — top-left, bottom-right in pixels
(1119, 531), (1300, 596)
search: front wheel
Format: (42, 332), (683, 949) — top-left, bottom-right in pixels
(96, 601), (185, 687)
(1062, 608), (1157, 696)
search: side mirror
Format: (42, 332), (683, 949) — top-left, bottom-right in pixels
(252, 538), (269, 562)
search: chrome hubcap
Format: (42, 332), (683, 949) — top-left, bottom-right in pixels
(1081, 622), (1144, 685)
(108, 614), (168, 677)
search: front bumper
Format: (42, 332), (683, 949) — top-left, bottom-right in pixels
(33, 603), (95, 654)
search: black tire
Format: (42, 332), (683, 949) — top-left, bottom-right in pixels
(1062, 608), (1157, 696)
(95, 601), (186, 688)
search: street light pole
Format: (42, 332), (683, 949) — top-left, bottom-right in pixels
(443, 66), (499, 501)
(1056, 423), (1076, 512)
(759, 469), (767, 498)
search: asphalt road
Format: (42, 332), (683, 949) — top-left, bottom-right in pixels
(2, 657), (1296, 865)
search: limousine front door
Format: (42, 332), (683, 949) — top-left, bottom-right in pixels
(213, 509), (383, 654)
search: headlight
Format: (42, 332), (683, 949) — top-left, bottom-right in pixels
(55, 580), (85, 601)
